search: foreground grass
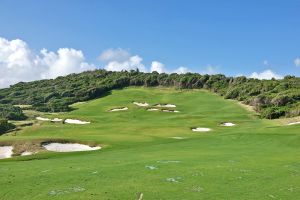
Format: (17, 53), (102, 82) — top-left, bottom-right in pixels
(0, 87), (300, 200)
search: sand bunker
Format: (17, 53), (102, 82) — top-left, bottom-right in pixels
(171, 137), (185, 140)
(109, 107), (128, 112)
(147, 108), (159, 111)
(64, 119), (90, 125)
(221, 122), (236, 127)
(288, 121), (300, 125)
(155, 104), (176, 108)
(162, 109), (179, 113)
(21, 151), (33, 156)
(192, 127), (211, 132)
(43, 143), (101, 152)
(0, 146), (13, 159)
(36, 117), (50, 121)
(51, 118), (63, 122)
(133, 102), (149, 107)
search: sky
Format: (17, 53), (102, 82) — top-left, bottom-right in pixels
(0, 0), (300, 88)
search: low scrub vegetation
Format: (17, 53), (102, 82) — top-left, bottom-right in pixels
(0, 118), (15, 135)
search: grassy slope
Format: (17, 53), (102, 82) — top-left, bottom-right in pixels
(0, 87), (300, 200)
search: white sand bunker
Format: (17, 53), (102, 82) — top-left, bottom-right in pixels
(0, 146), (13, 159)
(64, 119), (90, 125)
(147, 108), (159, 111)
(43, 143), (101, 152)
(109, 107), (128, 112)
(155, 104), (176, 108)
(171, 137), (185, 140)
(133, 102), (149, 107)
(220, 122), (236, 127)
(36, 117), (50, 121)
(288, 121), (300, 125)
(162, 109), (179, 113)
(21, 151), (33, 156)
(51, 118), (63, 122)
(192, 127), (211, 132)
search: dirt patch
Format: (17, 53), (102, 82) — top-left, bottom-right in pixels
(166, 177), (182, 183)
(0, 140), (45, 156)
(48, 186), (85, 196)
(145, 165), (158, 170)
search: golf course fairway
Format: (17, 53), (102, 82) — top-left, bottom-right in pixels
(0, 87), (300, 200)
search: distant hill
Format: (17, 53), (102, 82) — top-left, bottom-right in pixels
(0, 69), (299, 119)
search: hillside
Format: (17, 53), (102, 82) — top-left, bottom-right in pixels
(1, 87), (300, 199)
(1, 70), (300, 122)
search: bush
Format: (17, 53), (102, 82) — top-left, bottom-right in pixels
(0, 104), (26, 120)
(0, 118), (15, 135)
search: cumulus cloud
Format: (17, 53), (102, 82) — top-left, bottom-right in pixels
(0, 37), (95, 88)
(40, 48), (95, 79)
(173, 66), (190, 74)
(295, 58), (300, 67)
(98, 48), (130, 62)
(151, 61), (165, 73)
(250, 69), (282, 80)
(99, 48), (147, 72)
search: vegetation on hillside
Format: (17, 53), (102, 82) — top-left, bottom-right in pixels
(0, 69), (299, 119)
(0, 118), (15, 135)
(0, 104), (27, 120)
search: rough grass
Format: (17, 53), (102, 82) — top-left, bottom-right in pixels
(0, 87), (300, 199)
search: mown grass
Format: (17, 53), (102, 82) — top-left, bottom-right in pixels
(0, 87), (300, 200)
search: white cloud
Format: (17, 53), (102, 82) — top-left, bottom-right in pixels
(40, 48), (95, 79)
(173, 66), (190, 74)
(250, 69), (282, 80)
(98, 48), (130, 62)
(151, 61), (165, 73)
(104, 55), (147, 72)
(99, 48), (147, 72)
(0, 37), (95, 88)
(294, 58), (300, 67)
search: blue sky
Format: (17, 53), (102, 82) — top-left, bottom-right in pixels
(0, 0), (299, 87)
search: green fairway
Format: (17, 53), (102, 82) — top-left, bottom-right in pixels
(1, 87), (300, 200)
